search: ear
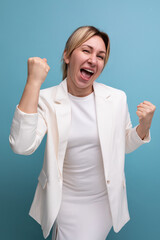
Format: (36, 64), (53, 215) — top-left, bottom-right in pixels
(63, 50), (70, 64)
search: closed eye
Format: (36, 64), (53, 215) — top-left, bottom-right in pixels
(98, 55), (104, 60)
(83, 49), (90, 53)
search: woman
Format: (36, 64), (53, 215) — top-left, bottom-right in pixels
(9, 26), (156, 240)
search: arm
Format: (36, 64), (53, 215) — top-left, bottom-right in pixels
(18, 57), (50, 113)
(136, 101), (156, 140)
(9, 98), (47, 155)
(9, 57), (50, 155)
(125, 100), (155, 154)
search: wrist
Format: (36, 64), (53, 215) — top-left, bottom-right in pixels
(138, 122), (150, 132)
(136, 124), (150, 140)
(26, 77), (42, 89)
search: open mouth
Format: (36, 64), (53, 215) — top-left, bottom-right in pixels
(80, 68), (94, 80)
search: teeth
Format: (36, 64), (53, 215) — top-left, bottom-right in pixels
(83, 68), (94, 74)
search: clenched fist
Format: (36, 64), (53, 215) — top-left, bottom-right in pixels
(136, 101), (156, 140)
(27, 57), (50, 87)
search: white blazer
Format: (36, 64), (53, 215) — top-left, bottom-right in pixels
(9, 79), (150, 239)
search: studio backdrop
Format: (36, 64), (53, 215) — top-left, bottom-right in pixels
(0, 0), (160, 239)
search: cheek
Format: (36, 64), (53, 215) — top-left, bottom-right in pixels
(97, 63), (104, 74)
(101, 61), (105, 70)
(71, 55), (83, 69)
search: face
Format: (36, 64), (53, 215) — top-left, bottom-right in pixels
(64, 35), (106, 96)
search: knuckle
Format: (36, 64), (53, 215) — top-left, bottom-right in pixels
(142, 112), (146, 118)
(32, 57), (38, 64)
(150, 106), (155, 112)
(34, 57), (41, 63)
(28, 57), (32, 63)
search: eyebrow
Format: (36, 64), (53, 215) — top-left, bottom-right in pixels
(81, 44), (106, 54)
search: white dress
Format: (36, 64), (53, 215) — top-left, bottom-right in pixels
(52, 92), (112, 240)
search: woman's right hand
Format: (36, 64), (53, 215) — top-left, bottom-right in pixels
(27, 57), (50, 87)
(17, 57), (50, 113)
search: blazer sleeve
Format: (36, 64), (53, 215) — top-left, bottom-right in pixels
(125, 98), (151, 154)
(9, 96), (47, 155)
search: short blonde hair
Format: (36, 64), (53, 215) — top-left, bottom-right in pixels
(62, 26), (110, 80)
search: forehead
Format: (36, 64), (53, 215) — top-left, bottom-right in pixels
(81, 35), (106, 52)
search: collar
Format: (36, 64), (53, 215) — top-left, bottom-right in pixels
(54, 78), (111, 103)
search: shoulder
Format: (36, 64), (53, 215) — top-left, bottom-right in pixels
(94, 81), (127, 100)
(38, 82), (61, 104)
(39, 85), (58, 99)
(37, 84), (59, 110)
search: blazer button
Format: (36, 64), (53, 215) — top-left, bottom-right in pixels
(107, 180), (110, 184)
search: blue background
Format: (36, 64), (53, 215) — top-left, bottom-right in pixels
(0, 0), (160, 239)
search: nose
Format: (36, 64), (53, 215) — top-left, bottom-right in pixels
(87, 54), (97, 66)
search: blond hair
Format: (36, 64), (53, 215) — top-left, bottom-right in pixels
(61, 26), (110, 80)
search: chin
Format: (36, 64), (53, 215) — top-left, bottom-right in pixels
(75, 80), (91, 89)
(75, 76), (93, 88)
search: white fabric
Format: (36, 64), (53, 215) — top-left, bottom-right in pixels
(9, 79), (151, 238)
(54, 92), (112, 240)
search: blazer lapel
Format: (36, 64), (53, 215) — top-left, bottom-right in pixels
(93, 82), (113, 181)
(53, 79), (113, 181)
(53, 79), (71, 177)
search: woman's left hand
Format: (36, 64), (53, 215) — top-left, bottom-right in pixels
(136, 101), (156, 140)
